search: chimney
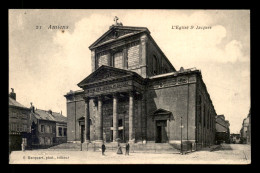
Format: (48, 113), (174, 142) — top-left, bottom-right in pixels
(48, 110), (52, 115)
(61, 110), (62, 115)
(30, 102), (35, 113)
(9, 88), (16, 100)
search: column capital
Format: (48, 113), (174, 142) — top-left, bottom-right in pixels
(140, 34), (148, 43)
(97, 95), (103, 101)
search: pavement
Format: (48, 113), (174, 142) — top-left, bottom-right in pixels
(9, 144), (251, 164)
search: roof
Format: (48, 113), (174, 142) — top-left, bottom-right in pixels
(64, 89), (84, 97)
(89, 25), (150, 50)
(33, 109), (67, 123)
(51, 112), (67, 123)
(149, 67), (199, 80)
(9, 97), (29, 109)
(88, 25), (175, 71)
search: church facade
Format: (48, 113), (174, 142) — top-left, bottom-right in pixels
(64, 21), (217, 149)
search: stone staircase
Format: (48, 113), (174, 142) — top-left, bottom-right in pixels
(48, 142), (180, 154)
(131, 143), (180, 154)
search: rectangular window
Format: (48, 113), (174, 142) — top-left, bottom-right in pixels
(97, 53), (109, 67)
(39, 137), (44, 145)
(41, 125), (45, 133)
(203, 105), (206, 127)
(17, 124), (21, 131)
(207, 111), (209, 129)
(13, 123), (17, 131)
(63, 128), (67, 137)
(23, 124), (27, 132)
(127, 44), (139, 69)
(197, 96), (202, 123)
(46, 125), (50, 133)
(9, 123), (12, 131)
(114, 52), (123, 69)
(153, 55), (158, 75)
(21, 113), (28, 120)
(209, 114), (211, 129)
(58, 127), (62, 136)
(118, 119), (123, 127)
(12, 112), (17, 118)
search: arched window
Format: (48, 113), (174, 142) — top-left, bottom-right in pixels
(113, 52), (123, 69)
(153, 55), (158, 75)
(97, 52), (109, 68)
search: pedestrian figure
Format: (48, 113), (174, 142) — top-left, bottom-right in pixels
(101, 142), (106, 156)
(125, 142), (130, 155)
(117, 143), (123, 154)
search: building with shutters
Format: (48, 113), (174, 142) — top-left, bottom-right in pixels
(64, 19), (217, 149)
(9, 88), (32, 152)
(215, 115), (230, 144)
(30, 105), (67, 148)
(240, 109), (251, 144)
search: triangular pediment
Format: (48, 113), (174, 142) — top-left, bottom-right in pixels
(149, 108), (174, 121)
(89, 26), (149, 49)
(150, 108), (172, 116)
(78, 65), (136, 87)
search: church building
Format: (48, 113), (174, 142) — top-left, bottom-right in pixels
(64, 18), (217, 149)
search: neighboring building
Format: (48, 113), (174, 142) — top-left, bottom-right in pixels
(64, 20), (217, 150)
(9, 88), (32, 152)
(215, 115), (230, 144)
(240, 109), (251, 144)
(230, 133), (240, 144)
(52, 111), (67, 144)
(247, 108), (251, 144)
(30, 105), (67, 148)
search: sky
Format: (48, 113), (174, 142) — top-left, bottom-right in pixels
(9, 9), (250, 134)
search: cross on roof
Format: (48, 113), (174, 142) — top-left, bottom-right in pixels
(114, 16), (119, 24)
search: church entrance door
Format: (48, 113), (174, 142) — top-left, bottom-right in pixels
(118, 130), (123, 141)
(80, 125), (85, 143)
(155, 120), (167, 143)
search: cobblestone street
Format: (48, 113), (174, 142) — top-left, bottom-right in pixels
(9, 144), (251, 164)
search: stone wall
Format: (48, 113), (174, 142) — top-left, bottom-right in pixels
(196, 75), (217, 147)
(66, 92), (85, 142)
(146, 37), (175, 77)
(146, 74), (197, 145)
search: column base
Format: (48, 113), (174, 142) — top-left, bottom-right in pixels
(110, 141), (119, 146)
(136, 140), (143, 144)
(94, 140), (104, 144)
(129, 139), (135, 144)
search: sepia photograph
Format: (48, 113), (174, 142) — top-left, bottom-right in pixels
(8, 9), (250, 164)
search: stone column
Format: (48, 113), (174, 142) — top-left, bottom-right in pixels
(141, 93), (147, 143)
(129, 91), (135, 143)
(96, 95), (103, 142)
(137, 96), (142, 142)
(84, 97), (90, 143)
(91, 50), (96, 72)
(113, 93), (119, 142)
(140, 34), (148, 78)
(123, 47), (128, 69)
